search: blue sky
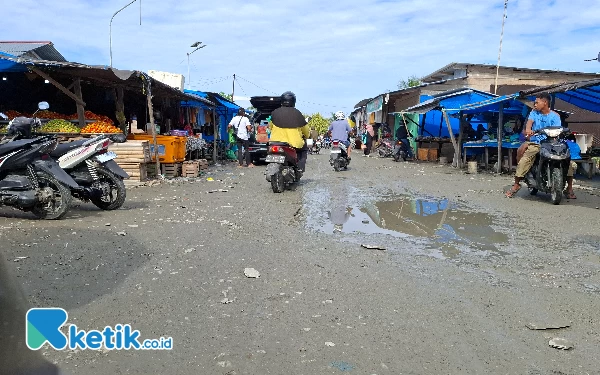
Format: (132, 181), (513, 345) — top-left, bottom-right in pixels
(2, 0), (600, 115)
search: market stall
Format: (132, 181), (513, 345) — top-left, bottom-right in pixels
(0, 54), (216, 180)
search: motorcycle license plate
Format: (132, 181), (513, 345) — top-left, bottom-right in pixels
(265, 154), (285, 163)
(330, 149), (341, 153)
(95, 151), (117, 163)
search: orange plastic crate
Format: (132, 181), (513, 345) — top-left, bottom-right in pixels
(127, 134), (186, 163)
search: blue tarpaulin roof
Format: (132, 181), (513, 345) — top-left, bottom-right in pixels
(518, 79), (600, 114)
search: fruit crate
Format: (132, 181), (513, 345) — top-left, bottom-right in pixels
(181, 161), (200, 177)
(117, 163), (147, 182)
(160, 162), (182, 178)
(197, 159), (209, 171)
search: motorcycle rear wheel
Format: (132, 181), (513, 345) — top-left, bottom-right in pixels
(90, 168), (127, 210)
(333, 160), (341, 172)
(550, 167), (563, 205)
(31, 171), (73, 220)
(271, 172), (285, 193)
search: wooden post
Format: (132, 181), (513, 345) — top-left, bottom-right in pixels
(497, 105), (504, 173)
(442, 110), (458, 167)
(457, 112), (464, 169)
(73, 78), (86, 129)
(147, 88), (160, 176)
(115, 87), (125, 133)
(212, 108), (217, 163)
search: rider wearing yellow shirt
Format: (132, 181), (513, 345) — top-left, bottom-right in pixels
(269, 91), (310, 171)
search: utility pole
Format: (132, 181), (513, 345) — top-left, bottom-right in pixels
(109, 0), (141, 68)
(494, 0), (509, 94)
(232, 74), (236, 102)
(187, 42), (206, 90)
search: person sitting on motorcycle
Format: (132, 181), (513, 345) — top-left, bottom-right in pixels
(268, 91), (310, 171)
(328, 111), (353, 159)
(395, 119), (414, 160)
(506, 92), (577, 198)
(309, 127), (319, 151)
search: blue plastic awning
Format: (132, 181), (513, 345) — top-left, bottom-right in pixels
(403, 88), (497, 114)
(0, 53), (27, 72)
(555, 85), (600, 113)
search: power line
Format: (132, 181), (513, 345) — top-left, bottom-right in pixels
(235, 75), (341, 108)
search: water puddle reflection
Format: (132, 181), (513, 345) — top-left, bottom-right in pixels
(305, 191), (509, 259)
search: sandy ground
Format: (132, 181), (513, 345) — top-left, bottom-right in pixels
(2, 152), (600, 375)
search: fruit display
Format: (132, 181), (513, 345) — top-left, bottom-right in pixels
(81, 121), (121, 134)
(3, 110), (21, 120)
(2, 109), (114, 124)
(36, 110), (71, 120)
(39, 119), (81, 133)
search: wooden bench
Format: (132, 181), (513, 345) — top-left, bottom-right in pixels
(574, 159), (595, 179)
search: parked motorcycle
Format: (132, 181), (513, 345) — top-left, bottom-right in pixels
(7, 104), (129, 210)
(392, 140), (410, 162)
(51, 134), (129, 210)
(265, 142), (302, 193)
(376, 137), (394, 158)
(0, 103), (78, 219)
(329, 140), (350, 171)
(524, 127), (572, 205)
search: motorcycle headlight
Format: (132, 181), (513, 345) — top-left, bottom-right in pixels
(542, 127), (563, 138)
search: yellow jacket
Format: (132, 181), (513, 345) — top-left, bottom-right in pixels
(269, 122), (310, 149)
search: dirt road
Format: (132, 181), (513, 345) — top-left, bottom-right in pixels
(2, 153), (599, 374)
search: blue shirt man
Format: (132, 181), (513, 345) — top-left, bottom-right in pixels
(528, 110), (561, 144)
(328, 119), (352, 146)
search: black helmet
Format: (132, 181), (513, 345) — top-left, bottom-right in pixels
(281, 91), (296, 107)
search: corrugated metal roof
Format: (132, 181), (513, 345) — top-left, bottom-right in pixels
(0, 41), (66, 62)
(422, 62), (600, 83)
(0, 54), (213, 105)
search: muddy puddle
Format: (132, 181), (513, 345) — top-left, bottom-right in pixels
(304, 190), (509, 259)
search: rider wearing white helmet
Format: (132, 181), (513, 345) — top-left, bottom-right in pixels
(328, 111), (353, 159)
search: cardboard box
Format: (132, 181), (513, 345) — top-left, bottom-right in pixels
(417, 148), (438, 161)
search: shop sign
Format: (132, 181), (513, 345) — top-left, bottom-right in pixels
(366, 96), (383, 113)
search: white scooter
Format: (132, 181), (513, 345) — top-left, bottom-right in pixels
(51, 134), (129, 210)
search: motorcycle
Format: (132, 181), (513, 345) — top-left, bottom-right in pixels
(323, 137), (332, 149)
(524, 127), (572, 205)
(265, 142), (302, 193)
(307, 138), (321, 155)
(329, 139), (350, 172)
(51, 134), (129, 210)
(392, 139), (412, 162)
(376, 137), (394, 158)
(0, 102), (79, 219)
(7, 104), (129, 210)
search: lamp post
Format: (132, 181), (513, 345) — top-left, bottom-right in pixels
(187, 42), (206, 90)
(109, 0), (141, 68)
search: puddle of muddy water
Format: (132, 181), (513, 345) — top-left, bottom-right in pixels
(305, 190), (509, 259)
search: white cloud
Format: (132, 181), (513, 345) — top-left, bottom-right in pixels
(2, 0), (599, 115)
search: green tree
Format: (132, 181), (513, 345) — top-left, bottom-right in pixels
(307, 113), (330, 135)
(397, 75), (422, 89)
(219, 92), (233, 101)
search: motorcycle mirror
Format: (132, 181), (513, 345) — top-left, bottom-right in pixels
(0, 112), (7, 120)
(38, 101), (49, 110)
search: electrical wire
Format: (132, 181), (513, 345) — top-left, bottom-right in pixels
(235, 75), (341, 108)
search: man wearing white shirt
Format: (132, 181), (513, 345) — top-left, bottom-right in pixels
(228, 108), (254, 168)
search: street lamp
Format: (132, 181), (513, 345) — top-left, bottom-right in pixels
(109, 0), (141, 68)
(187, 42), (206, 90)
